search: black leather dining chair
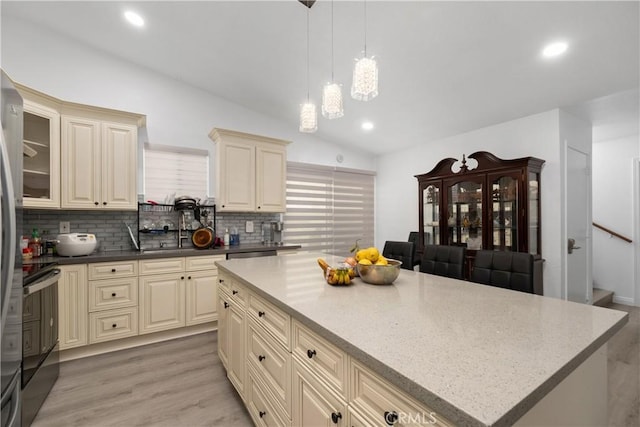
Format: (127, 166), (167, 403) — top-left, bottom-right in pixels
(420, 245), (466, 279)
(407, 232), (422, 268)
(469, 250), (535, 293)
(382, 241), (415, 271)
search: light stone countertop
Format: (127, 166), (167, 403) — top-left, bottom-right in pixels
(215, 252), (628, 427)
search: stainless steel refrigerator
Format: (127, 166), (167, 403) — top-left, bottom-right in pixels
(1, 69), (23, 427)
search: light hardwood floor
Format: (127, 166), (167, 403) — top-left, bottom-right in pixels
(33, 304), (639, 427)
(32, 333), (253, 427)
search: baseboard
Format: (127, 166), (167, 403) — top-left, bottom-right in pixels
(612, 295), (636, 306)
(60, 322), (217, 362)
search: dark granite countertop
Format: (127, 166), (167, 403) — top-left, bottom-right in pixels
(25, 243), (300, 265)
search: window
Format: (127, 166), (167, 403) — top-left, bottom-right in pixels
(143, 143), (209, 202)
(285, 162), (375, 255)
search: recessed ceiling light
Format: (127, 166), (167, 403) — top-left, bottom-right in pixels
(362, 121), (374, 131)
(542, 41), (568, 58)
(124, 11), (145, 27)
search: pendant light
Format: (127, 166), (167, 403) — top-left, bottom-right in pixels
(351, 0), (378, 101)
(322, 0), (344, 119)
(299, 3), (317, 133)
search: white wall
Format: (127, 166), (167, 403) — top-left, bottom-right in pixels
(0, 16), (377, 195)
(375, 110), (566, 297)
(592, 135), (638, 305)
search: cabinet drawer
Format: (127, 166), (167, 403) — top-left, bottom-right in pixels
(89, 307), (138, 344)
(89, 260), (137, 280)
(350, 360), (452, 427)
(247, 317), (291, 416)
(185, 255), (225, 272)
(246, 365), (291, 427)
(248, 292), (290, 349)
(218, 272), (231, 292)
(138, 257), (185, 275)
(230, 278), (248, 307)
(292, 320), (348, 400)
(88, 277), (138, 312)
(292, 360), (348, 427)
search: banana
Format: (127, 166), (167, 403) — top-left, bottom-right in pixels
(317, 258), (330, 273)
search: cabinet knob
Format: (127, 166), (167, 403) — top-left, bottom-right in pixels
(307, 349), (316, 359)
(224, 302), (229, 309)
(331, 412), (342, 424)
(257, 206), (261, 209)
(219, 279), (224, 284)
(258, 311), (265, 317)
(222, 205), (225, 208)
(103, 202), (107, 205)
(384, 411), (398, 425)
(258, 355), (266, 362)
(112, 324), (117, 328)
(232, 290), (238, 295)
(259, 411), (266, 418)
(181, 276), (185, 280)
(111, 268), (116, 273)
(111, 292), (116, 297)
(188, 276), (191, 280)
(94, 202), (99, 205)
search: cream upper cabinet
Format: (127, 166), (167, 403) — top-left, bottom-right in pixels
(210, 128), (290, 213)
(21, 98), (61, 208)
(61, 115), (138, 210)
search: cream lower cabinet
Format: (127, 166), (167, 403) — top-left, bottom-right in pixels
(138, 273), (185, 334)
(58, 264), (88, 350)
(292, 360), (347, 427)
(220, 282), (453, 427)
(186, 255), (224, 325)
(87, 260), (139, 344)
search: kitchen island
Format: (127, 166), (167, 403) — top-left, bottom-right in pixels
(215, 252), (628, 427)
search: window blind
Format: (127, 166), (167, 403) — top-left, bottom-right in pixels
(285, 162), (375, 255)
(143, 143), (209, 202)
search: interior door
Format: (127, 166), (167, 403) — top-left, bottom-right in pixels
(566, 147), (591, 303)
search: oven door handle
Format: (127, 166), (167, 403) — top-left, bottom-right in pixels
(24, 269), (61, 295)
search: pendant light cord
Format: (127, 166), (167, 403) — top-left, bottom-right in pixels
(306, 7), (310, 101)
(331, 0), (334, 82)
(364, 0), (368, 57)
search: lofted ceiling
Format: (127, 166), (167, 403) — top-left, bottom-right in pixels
(3, 1), (639, 153)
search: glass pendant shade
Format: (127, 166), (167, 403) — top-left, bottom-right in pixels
(351, 56), (378, 101)
(321, 82), (344, 119)
(299, 102), (318, 133)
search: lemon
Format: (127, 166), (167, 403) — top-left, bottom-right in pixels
(358, 259), (372, 265)
(355, 249), (368, 262)
(375, 256), (388, 265)
(366, 247), (380, 263)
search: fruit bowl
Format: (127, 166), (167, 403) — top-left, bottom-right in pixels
(356, 259), (402, 285)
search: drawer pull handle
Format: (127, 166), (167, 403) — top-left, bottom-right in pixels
(232, 290), (238, 295)
(258, 311), (265, 317)
(111, 268), (116, 273)
(103, 202), (107, 205)
(307, 349), (316, 359)
(258, 355), (266, 362)
(112, 324), (117, 328)
(331, 412), (342, 424)
(224, 302), (229, 309)
(259, 411), (266, 418)
(384, 411), (398, 425)
(111, 293), (116, 297)
(94, 201), (99, 205)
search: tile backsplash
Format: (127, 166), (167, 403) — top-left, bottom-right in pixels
(24, 208), (280, 252)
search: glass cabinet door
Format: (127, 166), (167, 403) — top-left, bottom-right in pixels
(22, 101), (60, 208)
(490, 174), (519, 251)
(447, 179), (483, 249)
(528, 171), (540, 255)
(422, 183), (440, 245)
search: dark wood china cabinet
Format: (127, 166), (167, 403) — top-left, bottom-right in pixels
(416, 151), (545, 283)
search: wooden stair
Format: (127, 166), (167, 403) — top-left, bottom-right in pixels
(592, 288), (614, 307)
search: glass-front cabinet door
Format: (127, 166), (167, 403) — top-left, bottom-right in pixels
(528, 171), (541, 255)
(445, 178), (483, 249)
(22, 100), (60, 208)
(421, 182), (440, 246)
(489, 172), (520, 252)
